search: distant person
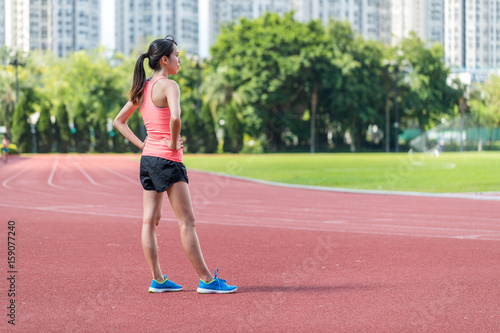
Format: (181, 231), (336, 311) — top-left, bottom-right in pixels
(2, 135), (10, 163)
(438, 139), (445, 153)
(113, 35), (237, 294)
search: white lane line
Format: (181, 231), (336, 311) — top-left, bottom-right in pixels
(1, 203), (499, 242)
(42, 204), (105, 210)
(210, 200), (500, 222)
(48, 156), (65, 189)
(236, 203), (500, 223)
(196, 211), (500, 234)
(0, 203), (141, 219)
(345, 222), (500, 234)
(70, 155), (102, 187)
(195, 220), (500, 241)
(455, 234), (500, 241)
(202, 203), (500, 227)
(97, 165), (137, 184)
(2, 165), (33, 189)
(191, 169), (500, 201)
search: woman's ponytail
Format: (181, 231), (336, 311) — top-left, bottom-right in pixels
(128, 53), (149, 105)
(128, 36), (177, 104)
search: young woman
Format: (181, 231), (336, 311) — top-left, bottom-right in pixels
(1, 135), (10, 163)
(113, 36), (237, 294)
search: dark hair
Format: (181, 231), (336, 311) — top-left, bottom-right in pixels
(129, 35), (177, 105)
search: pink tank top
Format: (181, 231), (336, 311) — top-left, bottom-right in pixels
(140, 76), (183, 163)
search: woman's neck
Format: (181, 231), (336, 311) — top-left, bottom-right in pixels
(152, 68), (170, 80)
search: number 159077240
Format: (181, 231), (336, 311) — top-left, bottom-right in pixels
(8, 220), (15, 270)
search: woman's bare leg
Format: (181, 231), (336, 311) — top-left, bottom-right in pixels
(142, 189), (165, 282)
(166, 181), (213, 283)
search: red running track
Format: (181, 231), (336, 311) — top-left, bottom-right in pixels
(1, 154), (499, 332)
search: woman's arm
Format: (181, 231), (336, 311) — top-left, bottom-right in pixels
(113, 101), (146, 150)
(163, 80), (183, 151)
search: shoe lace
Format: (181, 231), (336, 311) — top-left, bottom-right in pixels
(213, 268), (227, 285)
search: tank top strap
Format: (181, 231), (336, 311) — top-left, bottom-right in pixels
(147, 75), (168, 86)
(145, 76), (168, 103)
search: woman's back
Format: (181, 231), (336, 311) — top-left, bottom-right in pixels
(140, 76), (183, 163)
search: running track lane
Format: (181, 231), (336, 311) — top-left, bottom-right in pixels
(0, 154), (499, 332)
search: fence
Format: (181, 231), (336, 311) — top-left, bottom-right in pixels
(408, 116), (500, 152)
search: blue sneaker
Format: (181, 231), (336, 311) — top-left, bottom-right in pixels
(148, 275), (182, 293)
(197, 268), (237, 294)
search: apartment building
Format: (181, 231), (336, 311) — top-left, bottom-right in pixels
(445, 0), (500, 70)
(115, 0), (199, 56)
(208, 0), (389, 46)
(4, 0), (100, 56)
(0, 0), (5, 46)
(52, 0), (100, 57)
(391, 0), (444, 45)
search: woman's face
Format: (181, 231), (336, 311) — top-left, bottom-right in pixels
(166, 44), (180, 75)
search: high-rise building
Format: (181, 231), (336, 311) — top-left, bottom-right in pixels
(208, 0), (284, 46)
(4, 0), (100, 56)
(391, 0), (444, 46)
(426, 0), (445, 43)
(7, 0), (30, 52)
(115, 0), (199, 56)
(445, 0), (500, 70)
(379, 0), (393, 45)
(52, 0), (100, 57)
(0, 0), (5, 46)
(309, 0), (384, 40)
(208, 0), (389, 47)
(444, 0), (464, 68)
(28, 0), (52, 51)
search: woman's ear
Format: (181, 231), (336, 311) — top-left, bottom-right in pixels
(163, 56), (168, 65)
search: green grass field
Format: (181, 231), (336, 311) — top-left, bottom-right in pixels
(183, 152), (500, 193)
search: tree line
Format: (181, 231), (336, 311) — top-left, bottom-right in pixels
(1, 12), (498, 154)
(0, 42), (219, 154)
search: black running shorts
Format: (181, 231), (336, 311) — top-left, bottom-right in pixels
(140, 156), (189, 193)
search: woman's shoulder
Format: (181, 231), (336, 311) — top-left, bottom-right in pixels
(156, 78), (180, 92)
(157, 77), (178, 86)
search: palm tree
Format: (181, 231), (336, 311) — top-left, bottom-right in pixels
(201, 66), (245, 114)
(201, 66), (247, 153)
(0, 66), (16, 137)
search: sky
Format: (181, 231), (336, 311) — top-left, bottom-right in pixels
(101, 0), (210, 57)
